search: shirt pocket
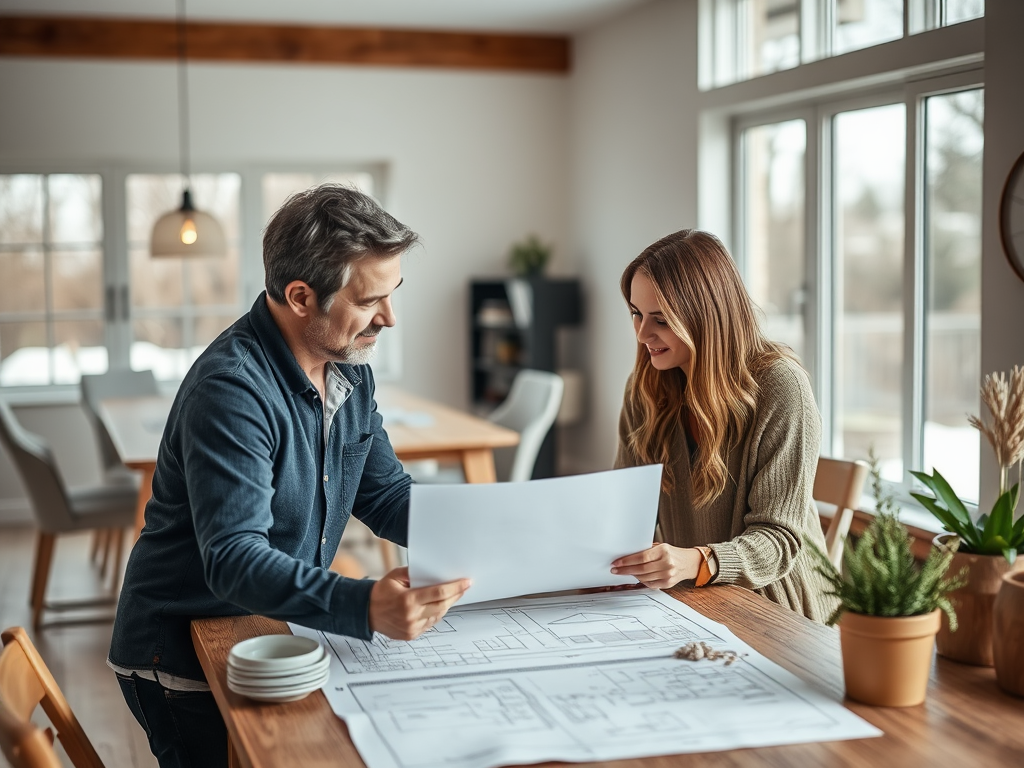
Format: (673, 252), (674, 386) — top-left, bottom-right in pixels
(339, 433), (374, 512)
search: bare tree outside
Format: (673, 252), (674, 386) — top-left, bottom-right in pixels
(0, 174), (105, 385)
(127, 173), (242, 379)
(923, 88), (983, 501)
(743, 119), (806, 369)
(834, 103), (906, 480)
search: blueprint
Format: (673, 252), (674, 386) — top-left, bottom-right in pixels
(290, 590), (879, 768)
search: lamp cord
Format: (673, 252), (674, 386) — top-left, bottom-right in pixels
(176, 0), (191, 189)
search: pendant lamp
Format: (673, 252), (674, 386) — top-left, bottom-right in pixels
(150, 0), (226, 258)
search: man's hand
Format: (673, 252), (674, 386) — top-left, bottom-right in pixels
(611, 543), (702, 590)
(368, 567), (471, 641)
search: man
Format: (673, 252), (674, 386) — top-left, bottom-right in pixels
(109, 184), (470, 768)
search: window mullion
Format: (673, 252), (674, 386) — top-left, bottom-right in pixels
(731, 117), (747, 277)
(814, 105), (835, 455)
(903, 92), (927, 489)
(801, 108), (822, 447)
(240, 170), (264, 305)
(104, 167), (132, 369)
(42, 176), (55, 384)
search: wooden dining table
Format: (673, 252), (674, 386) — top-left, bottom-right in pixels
(192, 584), (1024, 768)
(97, 385), (519, 540)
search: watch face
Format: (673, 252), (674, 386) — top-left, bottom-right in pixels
(1000, 151), (1024, 282)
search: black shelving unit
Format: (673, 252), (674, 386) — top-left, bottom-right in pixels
(470, 277), (582, 479)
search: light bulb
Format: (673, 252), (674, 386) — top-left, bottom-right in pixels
(179, 217), (198, 245)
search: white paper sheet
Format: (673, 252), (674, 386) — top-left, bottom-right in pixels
(407, 464), (663, 604)
(291, 590), (879, 768)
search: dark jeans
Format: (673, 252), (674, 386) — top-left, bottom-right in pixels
(115, 672), (228, 768)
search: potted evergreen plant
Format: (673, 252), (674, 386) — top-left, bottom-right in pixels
(508, 234), (551, 277)
(812, 452), (967, 707)
(911, 366), (1024, 666)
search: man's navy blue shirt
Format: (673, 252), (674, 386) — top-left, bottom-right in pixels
(109, 293), (410, 681)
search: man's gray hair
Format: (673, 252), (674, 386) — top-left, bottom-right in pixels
(263, 184), (419, 309)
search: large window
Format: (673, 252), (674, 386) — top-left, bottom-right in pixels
(0, 174), (105, 385)
(922, 89), (983, 501)
(703, 0), (984, 89)
(0, 167), (390, 390)
(127, 173), (243, 380)
(740, 120), (807, 365)
(737, 78), (983, 502)
(833, 103), (906, 481)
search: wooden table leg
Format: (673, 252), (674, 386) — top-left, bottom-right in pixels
(228, 733), (243, 768)
(132, 465), (155, 540)
(460, 449), (497, 484)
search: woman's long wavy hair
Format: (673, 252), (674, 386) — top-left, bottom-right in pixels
(620, 229), (794, 507)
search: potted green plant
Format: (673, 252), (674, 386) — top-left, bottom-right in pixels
(910, 365), (1024, 666)
(812, 452), (967, 707)
(508, 234), (551, 277)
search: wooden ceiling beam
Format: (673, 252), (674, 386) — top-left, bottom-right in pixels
(0, 15), (571, 73)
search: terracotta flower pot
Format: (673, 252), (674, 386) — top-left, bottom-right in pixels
(993, 570), (1024, 697)
(838, 610), (939, 707)
(933, 533), (1024, 666)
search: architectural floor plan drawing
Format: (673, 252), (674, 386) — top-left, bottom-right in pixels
(313, 590), (708, 682)
(290, 590), (880, 768)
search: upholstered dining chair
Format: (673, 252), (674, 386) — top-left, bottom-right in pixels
(0, 400), (136, 629)
(487, 370), (565, 483)
(0, 626), (105, 768)
(79, 369), (159, 577)
(814, 457), (870, 570)
(79, 369), (159, 482)
(409, 369), (565, 486)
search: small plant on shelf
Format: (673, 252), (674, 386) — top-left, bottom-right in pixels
(508, 234), (551, 277)
(812, 450), (966, 627)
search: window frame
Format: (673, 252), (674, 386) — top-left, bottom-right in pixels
(731, 67), (984, 510)
(0, 171), (108, 387)
(701, 0), (984, 89)
(0, 161), (391, 400)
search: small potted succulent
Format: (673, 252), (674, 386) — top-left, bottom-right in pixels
(812, 452), (967, 707)
(911, 366), (1024, 666)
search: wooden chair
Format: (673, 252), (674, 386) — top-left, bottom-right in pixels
(0, 626), (105, 768)
(814, 457), (870, 570)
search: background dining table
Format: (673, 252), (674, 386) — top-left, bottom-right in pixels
(97, 384), (519, 541)
(192, 584), (1024, 768)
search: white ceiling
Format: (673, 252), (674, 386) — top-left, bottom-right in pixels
(0, 0), (653, 34)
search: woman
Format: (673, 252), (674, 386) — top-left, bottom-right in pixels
(610, 229), (832, 622)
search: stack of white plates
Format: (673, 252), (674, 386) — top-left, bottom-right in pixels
(227, 635), (330, 703)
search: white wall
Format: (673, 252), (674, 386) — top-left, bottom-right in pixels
(979, 2), (1024, 510)
(563, 0), (700, 474)
(0, 57), (571, 520)
(0, 58), (572, 404)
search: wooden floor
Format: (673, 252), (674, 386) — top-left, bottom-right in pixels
(0, 522), (387, 768)
(0, 527), (155, 768)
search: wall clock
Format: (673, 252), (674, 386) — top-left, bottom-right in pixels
(999, 149), (1024, 283)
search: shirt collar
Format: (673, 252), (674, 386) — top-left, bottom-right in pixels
(249, 292), (364, 395)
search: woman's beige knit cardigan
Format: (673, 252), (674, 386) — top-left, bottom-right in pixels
(614, 357), (834, 623)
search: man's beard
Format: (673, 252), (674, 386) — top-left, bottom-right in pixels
(307, 314), (382, 365)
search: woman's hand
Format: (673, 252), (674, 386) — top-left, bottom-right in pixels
(611, 544), (703, 590)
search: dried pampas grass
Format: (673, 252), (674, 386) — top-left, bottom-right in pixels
(968, 366), (1024, 491)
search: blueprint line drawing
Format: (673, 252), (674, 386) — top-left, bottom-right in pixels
(290, 589), (881, 768)
(318, 591), (714, 682)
